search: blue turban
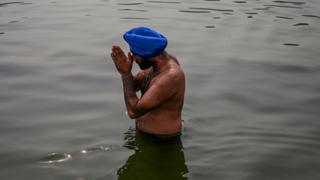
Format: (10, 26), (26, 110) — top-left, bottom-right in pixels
(123, 27), (168, 58)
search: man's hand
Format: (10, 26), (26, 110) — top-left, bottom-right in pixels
(110, 45), (133, 75)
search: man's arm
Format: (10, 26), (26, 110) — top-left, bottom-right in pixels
(121, 71), (179, 119)
(132, 71), (145, 92)
(121, 73), (141, 118)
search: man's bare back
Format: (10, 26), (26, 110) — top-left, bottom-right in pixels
(110, 26), (185, 136)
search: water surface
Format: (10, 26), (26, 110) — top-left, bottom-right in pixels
(1, 0), (320, 179)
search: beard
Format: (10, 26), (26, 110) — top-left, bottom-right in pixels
(137, 59), (153, 70)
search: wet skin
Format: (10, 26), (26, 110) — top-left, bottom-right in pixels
(110, 45), (185, 135)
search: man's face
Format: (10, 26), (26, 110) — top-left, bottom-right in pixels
(132, 53), (153, 70)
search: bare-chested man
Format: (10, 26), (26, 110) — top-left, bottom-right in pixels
(110, 27), (185, 137)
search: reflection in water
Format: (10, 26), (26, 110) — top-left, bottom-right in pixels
(117, 128), (188, 180)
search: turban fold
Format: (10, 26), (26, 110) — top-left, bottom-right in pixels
(123, 27), (168, 58)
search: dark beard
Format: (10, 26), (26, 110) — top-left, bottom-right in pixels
(137, 59), (153, 70)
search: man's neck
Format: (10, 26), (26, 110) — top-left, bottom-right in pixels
(151, 55), (170, 73)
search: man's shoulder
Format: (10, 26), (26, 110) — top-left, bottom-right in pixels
(168, 61), (184, 77)
(159, 66), (184, 85)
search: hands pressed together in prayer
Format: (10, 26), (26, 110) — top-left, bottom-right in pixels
(110, 45), (134, 75)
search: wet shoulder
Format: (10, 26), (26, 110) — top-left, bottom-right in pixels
(158, 65), (185, 87)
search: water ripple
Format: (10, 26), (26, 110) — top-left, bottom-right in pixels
(189, 7), (234, 12)
(80, 145), (111, 154)
(118, 8), (147, 12)
(117, 2), (143, 5)
(120, 17), (150, 20)
(293, 22), (309, 26)
(264, 4), (302, 9)
(179, 10), (211, 13)
(283, 43), (300, 46)
(0, 2), (32, 7)
(275, 16), (294, 19)
(272, 0), (306, 6)
(39, 153), (72, 163)
(145, 1), (181, 4)
(302, 14), (320, 19)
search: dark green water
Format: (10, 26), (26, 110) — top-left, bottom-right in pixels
(1, 0), (320, 179)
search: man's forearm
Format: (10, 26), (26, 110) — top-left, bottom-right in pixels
(121, 73), (141, 118)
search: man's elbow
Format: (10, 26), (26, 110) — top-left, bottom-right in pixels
(128, 111), (143, 119)
(127, 110), (141, 119)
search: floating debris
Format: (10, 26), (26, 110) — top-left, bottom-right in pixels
(40, 153), (72, 163)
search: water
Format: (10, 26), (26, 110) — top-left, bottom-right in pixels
(1, 0), (320, 179)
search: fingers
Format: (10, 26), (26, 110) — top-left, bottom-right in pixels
(127, 52), (133, 63)
(110, 45), (120, 62)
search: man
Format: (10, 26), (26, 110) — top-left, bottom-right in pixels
(110, 27), (185, 137)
